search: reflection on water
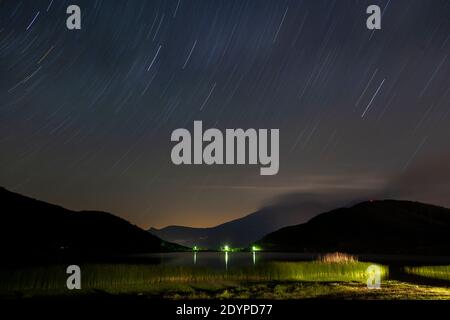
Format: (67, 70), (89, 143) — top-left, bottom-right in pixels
(132, 252), (317, 270)
(132, 252), (450, 269)
(225, 252), (228, 270)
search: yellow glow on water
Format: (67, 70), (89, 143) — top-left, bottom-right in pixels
(224, 251), (229, 270)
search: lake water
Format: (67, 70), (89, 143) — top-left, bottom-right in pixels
(130, 252), (450, 270)
(132, 252), (315, 269)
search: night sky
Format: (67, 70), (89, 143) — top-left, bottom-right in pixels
(0, 0), (449, 228)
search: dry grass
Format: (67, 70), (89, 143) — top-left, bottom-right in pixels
(317, 252), (358, 263)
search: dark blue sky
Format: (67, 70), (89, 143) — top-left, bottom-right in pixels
(0, 0), (449, 228)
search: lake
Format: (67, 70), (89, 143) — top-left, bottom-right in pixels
(131, 252), (315, 269)
(130, 252), (450, 270)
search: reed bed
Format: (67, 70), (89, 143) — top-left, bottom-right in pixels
(405, 265), (450, 281)
(0, 261), (387, 295)
(317, 252), (358, 263)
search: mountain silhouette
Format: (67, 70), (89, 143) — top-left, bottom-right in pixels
(0, 187), (184, 259)
(149, 200), (337, 249)
(257, 200), (450, 255)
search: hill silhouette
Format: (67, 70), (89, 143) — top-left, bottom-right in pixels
(257, 200), (450, 255)
(0, 187), (184, 259)
(149, 200), (336, 249)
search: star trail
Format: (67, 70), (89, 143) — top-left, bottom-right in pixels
(0, 0), (449, 228)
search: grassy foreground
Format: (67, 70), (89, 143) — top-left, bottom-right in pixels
(405, 265), (450, 282)
(1, 262), (449, 299)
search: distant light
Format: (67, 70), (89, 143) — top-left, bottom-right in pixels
(251, 245), (261, 252)
(193, 246), (198, 251)
(223, 245), (230, 252)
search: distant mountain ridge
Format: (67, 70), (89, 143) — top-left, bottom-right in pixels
(257, 200), (450, 255)
(0, 187), (184, 258)
(149, 201), (337, 249)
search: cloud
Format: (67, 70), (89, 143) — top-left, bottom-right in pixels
(383, 153), (450, 208)
(259, 153), (450, 213)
